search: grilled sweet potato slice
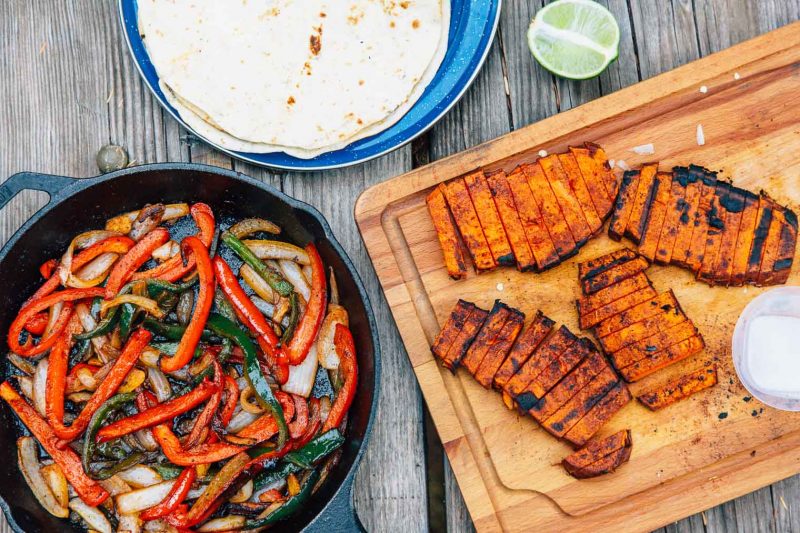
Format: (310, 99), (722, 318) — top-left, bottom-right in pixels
(443, 178), (497, 272)
(562, 429), (632, 473)
(637, 365), (718, 410)
(461, 301), (512, 376)
(594, 290), (680, 338)
(431, 299), (475, 359)
(427, 186), (469, 280)
(619, 334), (705, 382)
(577, 272), (653, 316)
(608, 170), (641, 241)
(579, 285), (658, 330)
(474, 311), (525, 388)
(771, 207), (798, 285)
(485, 170), (537, 271)
(610, 319), (698, 370)
(504, 325), (576, 399)
(686, 168), (719, 273)
(439, 305), (489, 371)
(711, 186), (746, 285)
(624, 163), (659, 244)
(655, 171), (688, 265)
(758, 205), (797, 286)
(524, 334), (588, 400)
(569, 145), (615, 221)
(578, 248), (638, 281)
(559, 153), (603, 233)
(698, 182), (730, 284)
(599, 306), (687, 354)
(522, 163), (577, 259)
(529, 344), (607, 422)
(670, 166), (704, 268)
(584, 142), (620, 200)
(542, 367), (619, 439)
(745, 193), (774, 284)
(565, 440), (633, 478)
(464, 171), (515, 267)
(730, 190), (760, 286)
(564, 382), (632, 447)
(581, 256), (650, 295)
(494, 311), (555, 390)
(639, 172), (672, 261)
(539, 155), (593, 244)
(505, 167), (560, 270)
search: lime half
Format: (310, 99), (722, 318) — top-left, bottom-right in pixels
(527, 0), (620, 80)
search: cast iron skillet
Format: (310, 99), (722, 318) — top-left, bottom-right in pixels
(0, 163), (380, 533)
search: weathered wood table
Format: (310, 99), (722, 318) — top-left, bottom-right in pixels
(1, 1), (798, 532)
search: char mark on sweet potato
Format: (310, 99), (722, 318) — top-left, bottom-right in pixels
(745, 193), (774, 284)
(624, 163), (659, 244)
(599, 304), (687, 354)
(541, 366), (619, 438)
(579, 285), (658, 330)
(505, 167), (560, 271)
(581, 256), (650, 295)
(578, 248), (639, 281)
(494, 311), (555, 390)
(464, 171), (515, 267)
(637, 364), (718, 410)
(443, 178), (497, 272)
(504, 325), (577, 400)
(670, 166), (703, 268)
(558, 152), (603, 234)
(569, 145), (615, 221)
(712, 185), (746, 285)
(426, 185), (469, 279)
(474, 311), (525, 388)
(461, 300), (512, 376)
(485, 170), (538, 271)
(639, 172), (673, 261)
(584, 142), (620, 200)
(577, 272), (653, 316)
(685, 167), (719, 273)
(564, 382), (632, 447)
(608, 170), (641, 241)
(439, 305), (489, 371)
(757, 204), (796, 286)
(539, 155), (593, 244)
(697, 181), (730, 284)
(609, 319), (698, 371)
(562, 429), (632, 472)
(771, 206), (798, 285)
(730, 191), (760, 286)
(431, 299), (475, 359)
(618, 334), (705, 382)
(564, 438), (633, 478)
(522, 163), (578, 259)
(593, 290), (680, 338)
(523, 334), (589, 399)
(655, 171), (689, 265)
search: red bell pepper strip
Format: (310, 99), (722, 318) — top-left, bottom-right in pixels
(184, 359), (223, 448)
(8, 287), (104, 357)
(105, 227), (170, 298)
(294, 397), (322, 450)
(39, 258), (58, 279)
(323, 324), (358, 432)
(133, 203), (215, 282)
(283, 244), (327, 365)
(139, 466), (197, 521)
(23, 312), (49, 335)
(160, 236), (215, 373)
(288, 394), (309, 439)
(0, 382), (110, 506)
(45, 315), (83, 431)
(218, 375), (239, 427)
(51, 328), (152, 443)
(212, 256), (288, 384)
(96, 379), (218, 443)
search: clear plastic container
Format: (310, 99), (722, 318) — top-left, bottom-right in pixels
(732, 286), (800, 411)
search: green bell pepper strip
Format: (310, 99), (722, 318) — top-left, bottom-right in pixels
(253, 430), (343, 490)
(142, 317), (214, 342)
(206, 313), (288, 447)
(146, 276), (198, 295)
(91, 451), (146, 480)
(214, 288), (237, 322)
(221, 232), (294, 297)
(244, 469), (320, 528)
(74, 306), (119, 340)
(118, 303), (136, 341)
(81, 392), (136, 476)
(153, 463), (182, 480)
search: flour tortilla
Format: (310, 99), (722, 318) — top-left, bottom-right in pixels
(138, 0), (449, 158)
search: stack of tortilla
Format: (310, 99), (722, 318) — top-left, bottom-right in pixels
(137, 0), (450, 158)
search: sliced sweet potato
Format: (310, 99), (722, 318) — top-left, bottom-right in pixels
(427, 186), (469, 280)
(493, 311), (555, 390)
(439, 305), (489, 371)
(654, 171), (688, 265)
(474, 311), (525, 389)
(579, 285), (658, 330)
(637, 364), (718, 410)
(569, 145), (615, 221)
(685, 168), (719, 273)
(730, 190), (760, 286)
(578, 248), (639, 281)
(505, 167), (560, 270)
(443, 178), (497, 272)
(529, 344), (608, 422)
(541, 367), (619, 439)
(539, 155), (593, 244)
(504, 325), (576, 400)
(565, 442), (633, 479)
(697, 182), (731, 284)
(581, 256), (650, 295)
(599, 306), (687, 354)
(464, 171), (515, 267)
(619, 334), (705, 382)
(745, 193), (774, 284)
(558, 152), (603, 233)
(624, 163), (659, 244)
(524, 334), (588, 400)
(771, 206), (798, 285)
(609, 319), (698, 370)
(757, 205), (795, 286)
(485, 170), (537, 271)
(431, 299), (475, 359)
(594, 290), (680, 338)
(608, 170), (641, 241)
(670, 166), (704, 268)
(577, 272), (653, 316)
(638, 172), (672, 261)
(714, 186), (746, 285)
(564, 382), (632, 447)
(461, 301), (512, 376)
(584, 142), (620, 200)
(522, 163), (577, 259)
(562, 429), (632, 472)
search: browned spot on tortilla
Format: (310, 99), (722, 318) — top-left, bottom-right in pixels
(357, 118), (363, 125)
(400, 1), (410, 7)
(390, 20), (396, 28)
(412, 19), (420, 29)
(287, 96), (296, 105)
(310, 34), (321, 55)
(358, 80), (364, 86)
(319, 12), (327, 17)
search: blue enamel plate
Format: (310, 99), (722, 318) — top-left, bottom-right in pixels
(118, 0), (501, 171)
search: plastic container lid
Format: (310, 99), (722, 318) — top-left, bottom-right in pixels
(732, 286), (800, 411)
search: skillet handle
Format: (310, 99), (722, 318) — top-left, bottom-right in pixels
(0, 171), (78, 212)
(303, 475), (364, 533)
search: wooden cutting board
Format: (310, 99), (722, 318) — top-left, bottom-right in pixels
(355, 22), (800, 533)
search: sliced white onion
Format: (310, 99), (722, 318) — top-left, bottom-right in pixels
(143, 519), (172, 532)
(33, 358), (48, 417)
(112, 203), (189, 225)
(75, 302), (113, 362)
(71, 252), (119, 287)
(240, 263), (277, 304)
(117, 465), (163, 488)
(302, 265), (313, 286)
(18, 437), (68, 518)
(139, 347), (161, 368)
(98, 475), (132, 496)
(8, 353), (36, 375)
(59, 230), (121, 288)
(282, 344), (318, 398)
(152, 240), (180, 263)
(69, 498), (112, 533)
(116, 480), (177, 514)
(43, 301), (64, 338)
(117, 513), (143, 533)
(229, 479), (253, 503)
(197, 516), (247, 532)
(16, 375), (33, 400)
(135, 429), (159, 452)
(316, 305), (349, 370)
(279, 260), (310, 302)
(147, 367), (172, 402)
(227, 409), (259, 434)
(242, 240), (310, 265)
